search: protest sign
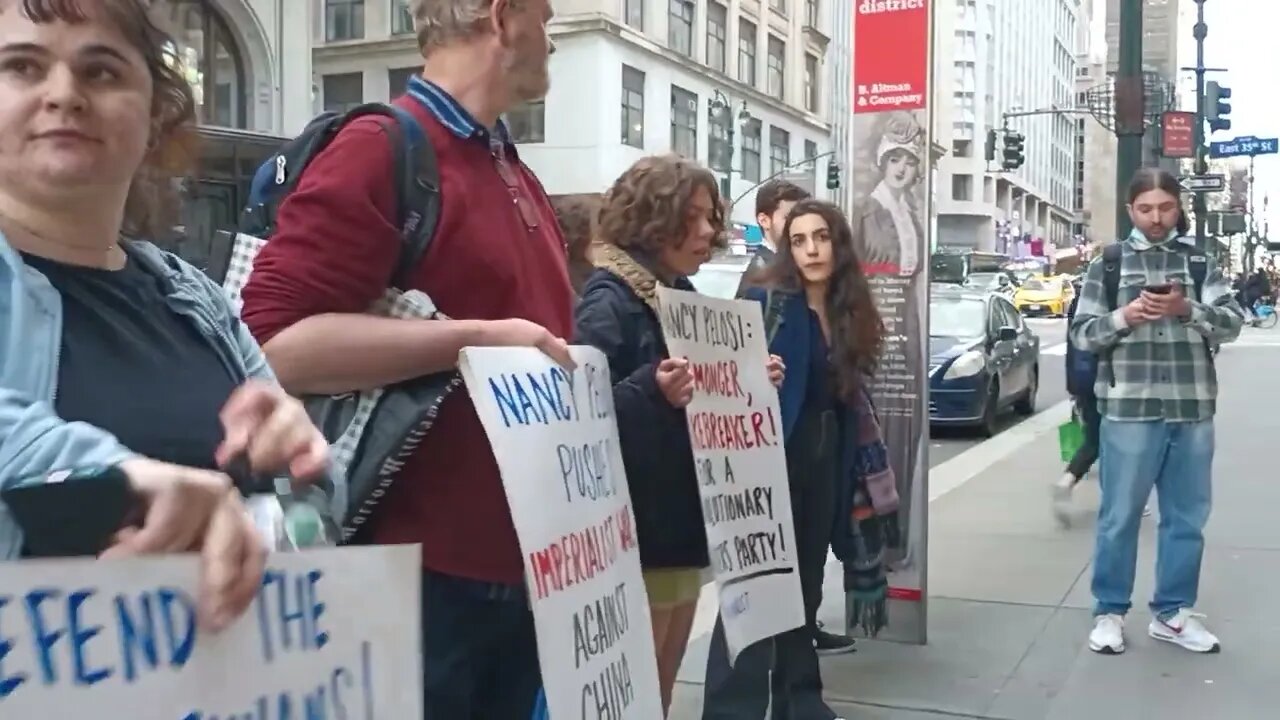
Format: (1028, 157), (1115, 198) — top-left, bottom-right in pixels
(459, 345), (662, 720)
(0, 545), (421, 717)
(655, 287), (805, 662)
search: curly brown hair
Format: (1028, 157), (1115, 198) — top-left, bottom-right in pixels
(596, 154), (728, 255)
(19, 0), (200, 237)
(756, 199), (885, 400)
(551, 193), (602, 293)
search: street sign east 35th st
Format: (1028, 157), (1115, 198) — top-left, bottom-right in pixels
(1209, 135), (1279, 159)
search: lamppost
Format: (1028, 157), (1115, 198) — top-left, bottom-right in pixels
(708, 90), (751, 201)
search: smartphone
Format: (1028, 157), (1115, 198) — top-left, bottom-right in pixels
(1, 466), (141, 557)
(1144, 283), (1172, 295)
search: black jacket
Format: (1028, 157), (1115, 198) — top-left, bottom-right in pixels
(573, 249), (709, 570)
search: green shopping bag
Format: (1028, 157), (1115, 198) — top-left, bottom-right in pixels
(1058, 418), (1084, 462)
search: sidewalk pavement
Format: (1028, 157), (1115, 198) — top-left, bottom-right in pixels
(670, 331), (1280, 719)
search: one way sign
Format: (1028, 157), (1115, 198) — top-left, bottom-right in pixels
(1181, 174), (1225, 192)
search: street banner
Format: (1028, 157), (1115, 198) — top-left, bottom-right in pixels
(655, 287), (805, 662)
(458, 346), (663, 720)
(851, 0), (932, 643)
(0, 546), (422, 716)
(1161, 111), (1196, 159)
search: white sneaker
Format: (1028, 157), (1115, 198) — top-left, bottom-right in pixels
(1088, 613), (1126, 654)
(1052, 473), (1076, 528)
(1149, 609), (1221, 653)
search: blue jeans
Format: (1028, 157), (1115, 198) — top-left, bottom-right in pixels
(420, 570), (542, 719)
(1093, 418), (1214, 620)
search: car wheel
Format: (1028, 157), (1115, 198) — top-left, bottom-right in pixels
(978, 380), (1000, 437)
(1014, 367), (1038, 415)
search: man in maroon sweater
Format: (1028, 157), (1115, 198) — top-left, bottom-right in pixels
(238, 1), (569, 716)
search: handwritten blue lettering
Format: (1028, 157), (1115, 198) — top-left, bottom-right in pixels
(182, 640), (374, 720)
(255, 569), (329, 664)
(0, 586), (196, 699)
(488, 367), (577, 427)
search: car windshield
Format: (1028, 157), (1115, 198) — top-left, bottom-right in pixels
(689, 263), (749, 300)
(965, 273), (1001, 290)
(1022, 278), (1058, 292)
(930, 297), (987, 338)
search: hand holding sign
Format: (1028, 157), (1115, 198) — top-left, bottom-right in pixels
(656, 357), (694, 408)
(766, 354), (786, 388)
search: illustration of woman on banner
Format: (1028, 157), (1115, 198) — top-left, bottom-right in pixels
(850, 110), (929, 571)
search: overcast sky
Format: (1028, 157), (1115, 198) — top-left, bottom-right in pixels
(1086, 1), (1276, 235)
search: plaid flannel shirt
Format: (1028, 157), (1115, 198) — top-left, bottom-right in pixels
(1069, 234), (1243, 422)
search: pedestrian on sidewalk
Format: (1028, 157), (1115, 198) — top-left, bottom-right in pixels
(239, 0), (571, 715)
(1052, 217), (1188, 525)
(703, 200), (896, 720)
(1070, 167), (1243, 656)
(574, 155), (747, 716)
(740, 179), (860, 656)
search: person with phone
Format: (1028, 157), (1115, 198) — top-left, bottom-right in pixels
(0, 2), (335, 631)
(1069, 168), (1243, 658)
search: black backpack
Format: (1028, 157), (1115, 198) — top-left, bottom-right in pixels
(1095, 242), (1210, 385)
(237, 103), (457, 544)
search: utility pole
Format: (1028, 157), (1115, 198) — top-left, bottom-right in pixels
(1193, 0), (1210, 254)
(1115, 0), (1144, 238)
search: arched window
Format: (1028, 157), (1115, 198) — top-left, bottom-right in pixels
(155, 0), (248, 128)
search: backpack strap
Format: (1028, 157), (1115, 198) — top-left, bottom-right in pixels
(1100, 243), (1124, 387)
(380, 104), (441, 290)
(764, 290), (786, 346)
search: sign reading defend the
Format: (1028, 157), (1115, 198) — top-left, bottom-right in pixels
(655, 287), (805, 663)
(459, 345), (663, 720)
(0, 546), (422, 718)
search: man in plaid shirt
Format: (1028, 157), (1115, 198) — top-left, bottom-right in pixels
(1069, 168), (1243, 657)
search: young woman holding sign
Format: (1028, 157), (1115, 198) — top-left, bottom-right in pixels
(574, 154), (783, 715)
(703, 199), (897, 720)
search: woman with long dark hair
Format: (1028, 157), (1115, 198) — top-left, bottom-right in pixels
(703, 199), (898, 720)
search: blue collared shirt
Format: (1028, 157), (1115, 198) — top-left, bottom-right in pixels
(403, 74), (514, 147)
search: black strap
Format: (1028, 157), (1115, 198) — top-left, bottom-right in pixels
(764, 290), (785, 345)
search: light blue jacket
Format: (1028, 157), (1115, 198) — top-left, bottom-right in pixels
(0, 233), (337, 559)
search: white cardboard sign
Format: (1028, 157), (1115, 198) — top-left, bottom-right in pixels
(459, 345), (663, 720)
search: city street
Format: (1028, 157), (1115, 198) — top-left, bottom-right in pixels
(672, 326), (1280, 719)
(929, 318), (1069, 468)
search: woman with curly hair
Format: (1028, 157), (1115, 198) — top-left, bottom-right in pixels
(574, 154), (782, 715)
(704, 199), (898, 720)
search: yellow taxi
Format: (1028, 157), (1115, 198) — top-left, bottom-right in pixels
(1012, 275), (1073, 317)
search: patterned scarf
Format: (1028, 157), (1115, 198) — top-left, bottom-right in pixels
(844, 384), (899, 637)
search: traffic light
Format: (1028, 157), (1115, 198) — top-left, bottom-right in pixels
(1002, 131), (1025, 170)
(985, 128), (998, 162)
(1206, 81), (1232, 133)
(826, 161), (841, 190)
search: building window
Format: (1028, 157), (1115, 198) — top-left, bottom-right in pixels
(804, 139), (819, 186)
(506, 101), (546, 144)
(770, 0), (787, 14)
(803, 54), (819, 112)
(952, 174), (974, 201)
(391, 0), (413, 35)
(621, 65), (645, 148)
(738, 19), (757, 87)
(671, 86), (698, 158)
(805, 0), (819, 28)
(323, 73), (363, 113)
(625, 0), (643, 29)
(769, 126), (791, 175)
(388, 66), (417, 97)
(324, 0), (364, 41)
(742, 119), (762, 182)
(669, 0), (694, 57)
(706, 2), (727, 73)
(156, 0), (249, 128)
(766, 36), (785, 100)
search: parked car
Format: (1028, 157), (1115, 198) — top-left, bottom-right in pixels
(929, 286), (1040, 436)
(1012, 275), (1073, 317)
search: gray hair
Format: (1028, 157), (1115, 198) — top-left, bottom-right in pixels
(410, 0), (511, 53)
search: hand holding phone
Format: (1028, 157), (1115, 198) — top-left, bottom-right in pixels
(2, 466), (141, 557)
(1144, 283), (1172, 295)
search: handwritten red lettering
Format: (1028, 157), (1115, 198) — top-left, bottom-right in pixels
(690, 360), (745, 399)
(687, 407), (778, 451)
(527, 505), (640, 601)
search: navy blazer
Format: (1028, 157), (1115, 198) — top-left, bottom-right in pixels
(742, 287), (866, 562)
